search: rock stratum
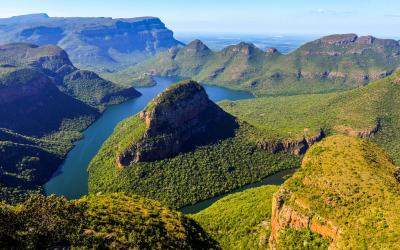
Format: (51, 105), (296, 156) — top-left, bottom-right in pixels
(268, 135), (400, 249)
(119, 34), (400, 96)
(118, 80), (238, 166)
(0, 14), (183, 71)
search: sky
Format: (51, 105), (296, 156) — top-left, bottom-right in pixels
(1, 0), (400, 37)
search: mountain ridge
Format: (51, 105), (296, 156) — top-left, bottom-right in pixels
(112, 34), (400, 96)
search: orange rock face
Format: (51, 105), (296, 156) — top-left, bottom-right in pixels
(268, 189), (340, 248)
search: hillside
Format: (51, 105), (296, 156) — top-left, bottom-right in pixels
(221, 71), (400, 164)
(0, 43), (140, 202)
(88, 80), (299, 208)
(0, 14), (183, 71)
(192, 185), (329, 250)
(270, 135), (400, 249)
(0, 193), (217, 249)
(112, 34), (400, 96)
(191, 185), (279, 249)
(0, 43), (141, 108)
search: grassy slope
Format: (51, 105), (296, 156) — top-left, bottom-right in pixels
(0, 193), (216, 249)
(88, 115), (299, 209)
(191, 185), (278, 249)
(220, 72), (400, 163)
(281, 135), (400, 248)
(191, 185), (329, 250)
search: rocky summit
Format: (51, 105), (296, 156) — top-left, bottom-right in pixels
(118, 80), (238, 166)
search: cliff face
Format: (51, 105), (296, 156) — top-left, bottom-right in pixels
(118, 80), (238, 166)
(258, 129), (325, 156)
(0, 14), (182, 71)
(267, 135), (400, 249)
(268, 188), (340, 249)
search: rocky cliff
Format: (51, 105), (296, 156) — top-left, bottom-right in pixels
(0, 14), (183, 71)
(118, 80), (238, 166)
(258, 129), (325, 156)
(267, 135), (400, 249)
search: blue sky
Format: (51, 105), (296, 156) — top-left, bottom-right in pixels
(1, 0), (400, 36)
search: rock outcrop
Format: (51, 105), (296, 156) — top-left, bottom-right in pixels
(118, 80), (238, 165)
(267, 135), (400, 249)
(258, 129), (325, 156)
(335, 119), (381, 138)
(268, 188), (340, 249)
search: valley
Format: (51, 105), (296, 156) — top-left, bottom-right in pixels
(0, 7), (400, 249)
(45, 77), (254, 199)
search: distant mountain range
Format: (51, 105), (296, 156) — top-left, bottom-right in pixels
(114, 34), (400, 96)
(0, 13), (183, 72)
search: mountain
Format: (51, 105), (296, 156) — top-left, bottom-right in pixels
(113, 34), (400, 96)
(0, 193), (217, 249)
(269, 135), (400, 249)
(0, 43), (140, 202)
(117, 80), (238, 165)
(0, 43), (140, 107)
(88, 80), (299, 208)
(0, 14), (183, 72)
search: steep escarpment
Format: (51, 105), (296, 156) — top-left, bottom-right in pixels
(0, 14), (182, 71)
(118, 80), (237, 165)
(258, 129), (325, 156)
(0, 193), (217, 249)
(268, 135), (400, 249)
(119, 34), (400, 96)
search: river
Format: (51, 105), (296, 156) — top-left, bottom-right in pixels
(180, 169), (295, 214)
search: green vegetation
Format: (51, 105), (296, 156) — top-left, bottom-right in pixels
(112, 34), (400, 96)
(0, 193), (217, 249)
(191, 185), (278, 249)
(89, 79), (299, 208)
(62, 70), (140, 108)
(277, 229), (330, 250)
(277, 135), (400, 248)
(220, 72), (400, 163)
(89, 118), (299, 208)
(0, 43), (141, 202)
